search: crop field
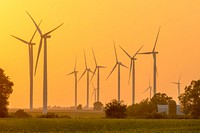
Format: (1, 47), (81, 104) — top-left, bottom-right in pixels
(1, 110), (200, 133)
(0, 118), (200, 132)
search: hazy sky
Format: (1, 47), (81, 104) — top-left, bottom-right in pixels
(0, 1), (200, 108)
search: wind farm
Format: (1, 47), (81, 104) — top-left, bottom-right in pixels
(1, 1), (200, 132)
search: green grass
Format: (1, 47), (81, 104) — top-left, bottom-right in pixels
(0, 118), (200, 132)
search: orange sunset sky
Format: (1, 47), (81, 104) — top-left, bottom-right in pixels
(0, 1), (200, 108)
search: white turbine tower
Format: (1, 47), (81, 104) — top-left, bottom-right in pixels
(139, 27), (161, 96)
(90, 48), (105, 102)
(107, 41), (128, 102)
(67, 57), (78, 109)
(143, 76), (153, 99)
(27, 12), (64, 114)
(171, 74), (181, 105)
(10, 21), (41, 111)
(119, 45), (143, 105)
(79, 51), (93, 108)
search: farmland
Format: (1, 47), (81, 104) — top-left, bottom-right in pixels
(0, 110), (200, 132)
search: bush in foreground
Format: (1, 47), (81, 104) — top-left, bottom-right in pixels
(10, 109), (31, 118)
(104, 99), (127, 118)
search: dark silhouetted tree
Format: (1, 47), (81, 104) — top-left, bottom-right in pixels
(179, 80), (200, 117)
(93, 101), (103, 110)
(0, 68), (14, 118)
(127, 98), (157, 118)
(151, 93), (172, 105)
(104, 99), (127, 118)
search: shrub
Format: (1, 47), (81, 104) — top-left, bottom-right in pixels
(38, 112), (58, 118)
(11, 109), (31, 118)
(93, 101), (103, 110)
(104, 99), (127, 119)
(76, 104), (82, 110)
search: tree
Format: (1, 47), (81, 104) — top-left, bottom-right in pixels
(127, 98), (157, 118)
(179, 80), (200, 117)
(0, 68), (14, 117)
(104, 99), (127, 118)
(151, 93), (172, 105)
(93, 101), (103, 110)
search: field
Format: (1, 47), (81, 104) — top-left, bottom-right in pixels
(1, 110), (200, 132)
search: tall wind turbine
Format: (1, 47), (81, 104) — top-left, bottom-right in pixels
(90, 48), (105, 102)
(144, 76), (153, 99)
(171, 74), (181, 105)
(67, 57), (78, 109)
(119, 45), (143, 105)
(79, 51), (93, 108)
(107, 41), (128, 102)
(139, 27), (161, 96)
(11, 21), (41, 111)
(27, 11), (64, 114)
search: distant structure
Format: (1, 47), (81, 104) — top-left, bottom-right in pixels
(27, 11), (63, 114)
(171, 74), (181, 105)
(90, 48), (105, 102)
(11, 21), (40, 111)
(139, 27), (161, 96)
(120, 45), (143, 104)
(107, 41), (127, 102)
(67, 57), (78, 109)
(79, 51), (93, 108)
(144, 76), (153, 99)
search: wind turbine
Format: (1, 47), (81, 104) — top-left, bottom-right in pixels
(90, 83), (97, 103)
(67, 57), (78, 109)
(139, 27), (161, 96)
(79, 51), (93, 108)
(143, 76), (153, 99)
(90, 48), (105, 102)
(119, 45), (143, 105)
(107, 41), (128, 102)
(171, 74), (181, 105)
(10, 21), (41, 111)
(27, 11), (64, 114)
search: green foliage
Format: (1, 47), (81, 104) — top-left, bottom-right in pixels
(0, 119), (199, 132)
(93, 101), (103, 110)
(104, 99), (127, 118)
(0, 68), (14, 118)
(10, 109), (32, 118)
(151, 93), (173, 105)
(38, 112), (59, 118)
(127, 98), (157, 118)
(76, 104), (82, 110)
(179, 80), (200, 117)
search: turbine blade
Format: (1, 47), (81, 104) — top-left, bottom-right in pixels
(133, 45), (144, 58)
(92, 48), (97, 66)
(84, 50), (87, 68)
(143, 87), (150, 93)
(119, 46), (131, 59)
(92, 82), (95, 89)
(106, 63), (117, 80)
(34, 37), (43, 75)
(26, 11), (43, 36)
(67, 71), (75, 76)
(90, 67), (97, 81)
(113, 40), (118, 62)
(29, 20), (42, 43)
(128, 60), (132, 84)
(178, 73), (182, 83)
(121, 63), (128, 68)
(11, 35), (29, 45)
(78, 69), (86, 82)
(90, 90), (95, 101)
(138, 52), (152, 54)
(74, 56), (77, 71)
(152, 26), (161, 52)
(44, 23), (64, 36)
